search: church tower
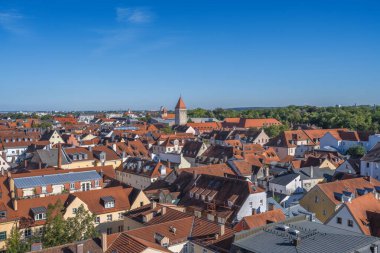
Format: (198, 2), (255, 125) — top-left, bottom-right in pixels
(175, 96), (187, 125)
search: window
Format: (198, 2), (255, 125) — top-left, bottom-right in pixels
(37, 227), (44, 236)
(118, 212), (123, 219)
(314, 196), (319, 203)
(24, 228), (32, 238)
(118, 225), (124, 233)
(337, 217), (342, 224)
(95, 180), (99, 187)
(140, 201), (144, 207)
(107, 214), (112, 221)
(70, 183), (75, 190)
(0, 211), (6, 218)
(95, 216), (100, 224)
(260, 199), (263, 205)
(203, 249), (208, 253)
(323, 210), (327, 216)
(249, 202), (253, 207)
(72, 208), (77, 215)
(41, 186), (47, 193)
(106, 227), (112, 235)
(367, 163), (370, 168)
(0, 232), (6, 241)
(105, 201), (115, 208)
(35, 213), (46, 221)
(348, 219), (354, 227)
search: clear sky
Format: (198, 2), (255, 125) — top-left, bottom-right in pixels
(0, 0), (379, 111)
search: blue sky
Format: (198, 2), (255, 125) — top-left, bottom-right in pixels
(0, 0), (379, 111)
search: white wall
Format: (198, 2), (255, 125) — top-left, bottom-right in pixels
(361, 160), (380, 180)
(236, 191), (267, 221)
(326, 205), (363, 234)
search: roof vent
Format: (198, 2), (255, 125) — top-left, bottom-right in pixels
(289, 228), (300, 236)
(276, 224), (289, 231)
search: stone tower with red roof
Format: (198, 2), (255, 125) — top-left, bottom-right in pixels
(175, 96), (187, 125)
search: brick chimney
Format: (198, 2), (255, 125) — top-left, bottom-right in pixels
(57, 143), (62, 169)
(268, 203), (275, 211)
(12, 198), (17, 211)
(161, 206), (167, 215)
(76, 243), (83, 253)
(101, 232), (107, 252)
(219, 224), (225, 236)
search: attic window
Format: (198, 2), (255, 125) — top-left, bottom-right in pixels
(31, 206), (47, 221)
(101, 196), (115, 208)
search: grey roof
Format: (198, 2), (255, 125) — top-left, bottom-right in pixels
(14, 170), (101, 189)
(101, 196), (115, 203)
(362, 142), (380, 162)
(31, 206), (47, 215)
(270, 173), (300, 186)
(296, 167), (335, 181)
(35, 149), (70, 166)
(232, 219), (380, 253)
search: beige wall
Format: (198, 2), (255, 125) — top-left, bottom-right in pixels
(0, 221), (17, 251)
(116, 171), (156, 190)
(299, 186), (337, 223)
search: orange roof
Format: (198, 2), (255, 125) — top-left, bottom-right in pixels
(72, 186), (134, 215)
(341, 193), (380, 236)
(186, 122), (222, 131)
(162, 113), (175, 120)
(178, 163), (236, 177)
(317, 177), (380, 205)
(223, 118), (281, 129)
(175, 97), (186, 109)
(234, 209), (286, 232)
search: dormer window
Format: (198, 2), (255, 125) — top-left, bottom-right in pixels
(31, 207), (47, 221)
(0, 210), (6, 219)
(101, 196), (115, 208)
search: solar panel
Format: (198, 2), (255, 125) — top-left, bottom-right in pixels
(14, 170), (101, 189)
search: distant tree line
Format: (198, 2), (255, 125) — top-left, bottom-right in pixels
(188, 105), (380, 132)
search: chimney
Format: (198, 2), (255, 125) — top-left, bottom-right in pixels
(310, 166), (313, 178)
(24, 159), (28, 168)
(105, 140), (109, 146)
(57, 143), (62, 169)
(252, 208), (257, 215)
(101, 232), (108, 252)
(293, 237), (301, 247)
(193, 170), (197, 180)
(38, 162), (42, 170)
(167, 160), (171, 170)
(112, 143), (117, 152)
(76, 243), (84, 253)
(152, 201), (157, 209)
(161, 206), (167, 215)
(265, 167), (270, 177)
(268, 203), (274, 211)
(219, 224), (225, 236)
(12, 198), (18, 211)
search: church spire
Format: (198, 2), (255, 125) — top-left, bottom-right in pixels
(175, 96), (186, 109)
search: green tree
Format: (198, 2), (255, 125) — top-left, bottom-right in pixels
(161, 125), (173, 134)
(66, 205), (98, 242)
(264, 124), (289, 138)
(42, 200), (69, 247)
(346, 145), (366, 158)
(6, 227), (30, 253)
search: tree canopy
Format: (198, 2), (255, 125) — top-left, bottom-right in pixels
(188, 105), (380, 132)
